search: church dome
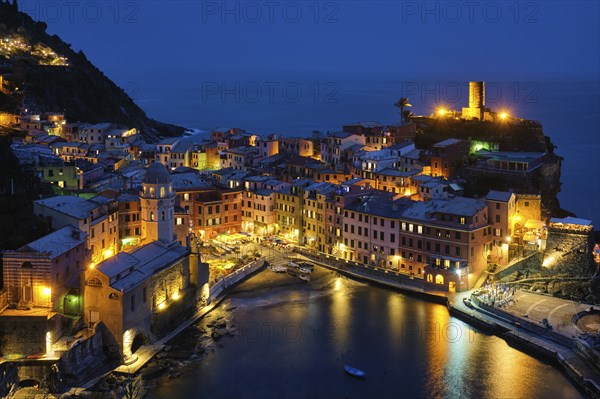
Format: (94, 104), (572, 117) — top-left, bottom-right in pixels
(144, 163), (171, 185)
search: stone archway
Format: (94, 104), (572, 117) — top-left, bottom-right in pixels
(122, 329), (150, 364)
(131, 332), (147, 354)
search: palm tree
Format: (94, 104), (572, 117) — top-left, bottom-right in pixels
(394, 97), (412, 123)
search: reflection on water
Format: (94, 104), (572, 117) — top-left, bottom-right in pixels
(150, 268), (583, 399)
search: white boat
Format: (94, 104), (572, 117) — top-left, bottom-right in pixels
(299, 267), (312, 274)
(268, 265), (288, 273)
(344, 365), (366, 378)
(287, 261), (300, 269)
(298, 274), (310, 282)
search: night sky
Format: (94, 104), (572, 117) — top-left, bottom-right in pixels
(21, 1), (600, 81)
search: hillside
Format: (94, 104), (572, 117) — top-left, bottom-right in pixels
(0, 0), (184, 140)
(411, 115), (568, 217)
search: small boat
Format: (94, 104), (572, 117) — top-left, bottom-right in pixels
(287, 261), (300, 269)
(299, 267), (312, 274)
(344, 365), (366, 378)
(299, 274), (310, 282)
(463, 297), (475, 309)
(268, 265), (288, 273)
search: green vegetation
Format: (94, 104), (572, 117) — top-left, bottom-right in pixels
(0, 1), (184, 140)
(0, 134), (53, 250)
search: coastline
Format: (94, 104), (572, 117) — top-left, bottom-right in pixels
(75, 252), (599, 398)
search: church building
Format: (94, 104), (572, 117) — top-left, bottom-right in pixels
(83, 163), (205, 362)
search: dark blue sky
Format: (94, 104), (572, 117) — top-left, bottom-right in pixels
(21, 1), (600, 82)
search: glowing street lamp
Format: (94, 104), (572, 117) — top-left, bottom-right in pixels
(437, 108), (447, 116)
(499, 112), (508, 120)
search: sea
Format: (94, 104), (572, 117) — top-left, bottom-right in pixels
(130, 75), (600, 227)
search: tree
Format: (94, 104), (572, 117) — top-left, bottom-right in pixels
(402, 110), (414, 123)
(394, 97), (412, 123)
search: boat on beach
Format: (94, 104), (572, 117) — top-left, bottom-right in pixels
(344, 365), (366, 378)
(268, 264), (288, 273)
(299, 273), (310, 282)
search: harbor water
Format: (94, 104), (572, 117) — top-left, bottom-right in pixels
(149, 267), (584, 399)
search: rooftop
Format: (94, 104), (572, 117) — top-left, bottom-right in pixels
(96, 242), (188, 292)
(255, 188), (275, 197)
(485, 190), (514, 202)
(434, 138), (464, 147)
(401, 197), (487, 220)
(170, 140), (194, 153)
(144, 163), (171, 185)
(345, 192), (406, 218)
(171, 172), (213, 191)
(550, 217), (593, 226)
(17, 225), (87, 259)
(34, 195), (100, 220)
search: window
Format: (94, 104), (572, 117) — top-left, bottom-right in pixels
(160, 187), (165, 198)
(455, 231), (461, 239)
(150, 212), (155, 221)
(495, 215), (500, 223)
(460, 217), (465, 224)
(496, 203), (500, 210)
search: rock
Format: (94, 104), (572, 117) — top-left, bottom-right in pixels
(141, 366), (167, 380)
(211, 331), (222, 341)
(169, 350), (190, 360)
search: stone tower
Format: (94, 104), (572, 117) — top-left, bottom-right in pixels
(462, 81), (488, 121)
(140, 163), (175, 244)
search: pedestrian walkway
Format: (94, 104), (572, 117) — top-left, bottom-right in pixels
(502, 290), (591, 338)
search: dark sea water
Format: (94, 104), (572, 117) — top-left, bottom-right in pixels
(133, 76), (600, 226)
(149, 268), (584, 399)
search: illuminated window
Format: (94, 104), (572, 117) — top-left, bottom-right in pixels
(435, 274), (444, 285)
(150, 212), (155, 221)
(427, 274), (433, 282)
(160, 187), (165, 198)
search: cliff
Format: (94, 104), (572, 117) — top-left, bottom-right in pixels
(0, 0), (184, 140)
(412, 116), (568, 218)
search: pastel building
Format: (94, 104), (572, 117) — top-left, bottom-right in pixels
(33, 195), (119, 265)
(2, 226), (89, 314)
